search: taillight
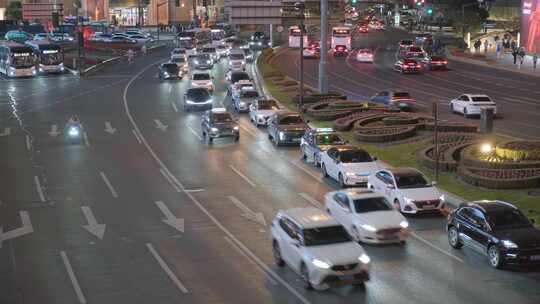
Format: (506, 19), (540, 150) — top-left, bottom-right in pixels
(416, 64), (421, 68)
(442, 61), (448, 64)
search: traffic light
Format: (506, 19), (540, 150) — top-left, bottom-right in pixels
(351, 0), (357, 4)
(427, 8), (433, 14)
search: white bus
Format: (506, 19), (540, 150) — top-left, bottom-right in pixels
(331, 26), (352, 50)
(0, 42), (36, 77)
(288, 26), (308, 48)
(25, 40), (64, 74)
(211, 29), (225, 46)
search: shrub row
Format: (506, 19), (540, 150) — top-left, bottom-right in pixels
(458, 166), (540, 189)
(460, 145), (540, 169)
(355, 126), (417, 143)
(495, 140), (540, 161)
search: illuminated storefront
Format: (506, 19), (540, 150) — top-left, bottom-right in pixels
(522, 0), (540, 54)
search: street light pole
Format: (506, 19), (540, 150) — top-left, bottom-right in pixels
(462, 2), (477, 40)
(318, 0), (328, 93)
(296, 1), (305, 109)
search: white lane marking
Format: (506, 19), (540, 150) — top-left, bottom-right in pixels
(187, 125), (202, 140)
(60, 251), (88, 304)
(289, 160), (322, 182)
(82, 131), (90, 147)
(81, 206), (106, 240)
(146, 243), (189, 294)
(155, 201), (185, 233)
(238, 123), (258, 138)
(298, 193), (322, 208)
(132, 129), (142, 144)
(229, 164), (256, 187)
(48, 124), (60, 137)
(410, 232), (464, 263)
(123, 61), (312, 304)
(160, 168), (182, 192)
(25, 135), (31, 151)
(154, 119), (168, 131)
(0, 127), (11, 136)
(104, 122), (117, 134)
(34, 176), (46, 202)
(171, 102), (179, 113)
(228, 196), (267, 227)
(99, 171), (118, 198)
(223, 236), (278, 285)
(0, 211), (33, 248)
(184, 188), (205, 193)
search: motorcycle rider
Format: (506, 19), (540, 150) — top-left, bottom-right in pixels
(66, 114), (82, 133)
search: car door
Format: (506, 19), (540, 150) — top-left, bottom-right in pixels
(455, 207), (478, 250)
(267, 115), (276, 138)
(249, 101), (257, 121)
(326, 149), (340, 179)
(280, 218), (303, 272)
(458, 95), (469, 112)
(468, 209), (491, 254)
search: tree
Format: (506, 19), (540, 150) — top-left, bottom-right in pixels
(6, 1), (22, 21)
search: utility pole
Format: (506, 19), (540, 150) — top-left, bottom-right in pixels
(318, 0), (328, 93)
(462, 2), (477, 41)
(296, 1), (305, 108)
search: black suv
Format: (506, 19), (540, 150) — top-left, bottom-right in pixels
(447, 201), (540, 269)
(249, 31), (270, 49)
(267, 112), (309, 146)
(201, 108), (239, 144)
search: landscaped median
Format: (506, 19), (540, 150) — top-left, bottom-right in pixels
(257, 48), (540, 225)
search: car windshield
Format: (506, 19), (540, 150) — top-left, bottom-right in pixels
(340, 150), (372, 163)
(488, 209), (532, 230)
(303, 225), (351, 246)
(163, 64), (179, 71)
(187, 89), (210, 101)
(279, 115), (304, 124)
(258, 100), (278, 110)
(354, 197), (393, 213)
(393, 92), (411, 98)
(409, 47), (422, 52)
(173, 49), (186, 54)
(395, 173), (430, 188)
(404, 60), (417, 64)
(193, 73), (210, 80)
(230, 53), (244, 60)
(241, 91), (259, 98)
(401, 40), (413, 45)
(431, 56), (445, 61)
(197, 54), (210, 60)
(231, 73), (249, 82)
(203, 48), (216, 53)
(171, 57), (185, 63)
(316, 134), (344, 145)
(471, 96), (492, 102)
(213, 113), (233, 123)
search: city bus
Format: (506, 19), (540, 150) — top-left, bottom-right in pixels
(0, 42), (36, 77)
(25, 40), (64, 74)
(288, 26), (308, 48)
(211, 29), (225, 46)
(331, 26), (352, 50)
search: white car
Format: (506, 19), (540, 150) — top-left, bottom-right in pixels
(356, 49), (374, 63)
(449, 94), (497, 118)
(171, 48), (187, 58)
(303, 48), (319, 59)
(216, 44), (229, 57)
(191, 72), (214, 92)
(324, 190), (409, 244)
(249, 99), (280, 127)
(128, 34), (153, 43)
(202, 46), (219, 63)
(367, 168), (445, 214)
(321, 146), (381, 188)
(271, 207), (370, 290)
(228, 50), (246, 71)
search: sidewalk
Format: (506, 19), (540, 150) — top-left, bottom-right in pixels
(449, 49), (540, 77)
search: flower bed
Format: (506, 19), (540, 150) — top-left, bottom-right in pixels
(458, 166), (540, 189)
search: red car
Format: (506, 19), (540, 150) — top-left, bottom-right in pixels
(394, 59), (422, 74)
(333, 45), (348, 57)
(358, 25), (369, 33)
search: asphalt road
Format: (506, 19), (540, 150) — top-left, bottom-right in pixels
(0, 45), (539, 304)
(273, 28), (540, 140)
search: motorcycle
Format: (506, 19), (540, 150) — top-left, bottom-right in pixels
(65, 123), (83, 144)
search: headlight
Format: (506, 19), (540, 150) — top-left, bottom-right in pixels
(210, 127), (219, 133)
(31, 68), (37, 75)
(68, 127), (80, 137)
(502, 240), (518, 248)
(163, 72), (169, 77)
(399, 221), (409, 228)
(361, 224), (376, 232)
(404, 197), (414, 204)
(206, 60), (211, 64)
(233, 126), (239, 131)
(185, 99), (194, 104)
(358, 254), (370, 264)
(194, 60), (199, 64)
(239, 101), (246, 107)
(257, 42), (262, 45)
(279, 131), (285, 140)
(439, 194), (446, 202)
(312, 259), (330, 269)
(204, 98), (213, 104)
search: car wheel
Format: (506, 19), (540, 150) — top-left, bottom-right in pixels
(464, 108), (470, 118)
(234, 135), (239, 142)
(448, 226), (463, 249)
(272, 240), (285, 267)
(321, 163), (328, 177)
(300, 263), (313, 290)
(450, 103), (455, 114)
(338, 173), (346, 188)
(301, 147), (308, 161)
(268, 133), (273, 141)
(394, 199), (402, 213)
(488, 245), (504, 269)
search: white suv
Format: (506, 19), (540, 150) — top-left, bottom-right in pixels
(271, 207), (370, 290)
(320, 146), (381, 188)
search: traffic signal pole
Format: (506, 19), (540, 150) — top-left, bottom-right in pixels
(318, 0), (328, 93)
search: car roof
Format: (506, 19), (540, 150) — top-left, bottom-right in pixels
(210, 107), (228, 113)
(334, 145), (364, 152)
(463, 94), (490, 98)
(464, 200), (517, 213)
(331, 189), (384, 200)
(384, 167), (421, 176)
(282, 207), (338, 229)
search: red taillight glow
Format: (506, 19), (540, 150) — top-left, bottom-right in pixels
(416, 64), (421, 68)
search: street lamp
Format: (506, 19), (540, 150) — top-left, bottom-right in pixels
(462, 2), (478, 40)
(295, 1), (305, 109)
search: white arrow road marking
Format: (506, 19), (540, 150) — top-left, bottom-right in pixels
(0, 127), (10, 136)
(81, 206), (106, 240)
(146, 243), (189, 294)
(132, 129), (142, 144)
(104, 121), (117, 134)
(82, 131), (90, 147)
(25, 135), (31, 151)
(228, 164), (256, 187)
(223, 236), (277, 285)
(34, 176), (46, 202)
(48, 124), (60, 137)
(155, 201), (184, 233)
(99, 171), (118, 198)
(228, 196), (266, 227)
(298, 193), (322, 208)
(60, 251), (88, 304)
(0, 211), (33, 248)
(171, 102), (179, 113)
(154, 119), (168, 131)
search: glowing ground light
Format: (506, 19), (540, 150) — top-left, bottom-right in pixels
(481, 143), (493, 154)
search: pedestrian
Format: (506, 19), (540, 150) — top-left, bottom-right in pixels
(494, 35), (500, 42)
(510, 40), (517, 51)
(533, 54), (538, 70)
(512, 48), (518, 64)
(496, 41), (502, 60)
(474, 39), (481, 53)
(483, 39), (489, 53)
(519, 47), (526, 65)
(141, 44), (147, 56)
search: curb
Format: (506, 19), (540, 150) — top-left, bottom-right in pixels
(447, 52), (540, 78)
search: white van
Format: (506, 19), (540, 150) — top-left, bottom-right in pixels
(228, 49), (246, 71)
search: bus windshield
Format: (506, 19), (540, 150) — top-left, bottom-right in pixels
(40, 49), (62, 65)
(290, 28), (302, 37)
(11, 52), (34, 68)
(332, 28), (350, 37)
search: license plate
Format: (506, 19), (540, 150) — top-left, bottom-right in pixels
(531, 255), (540, 261)
(423, 205), (435, 209)
(292, 138), (301, 142)
(340, 275), (354, 281)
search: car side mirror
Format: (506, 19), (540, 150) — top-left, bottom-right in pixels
(306, 120), (310, 123)
(291, 240), (300, 247)
(431, 181), (437, 186)
(386, 184), (395, 190)
(373, 156), (378, 161)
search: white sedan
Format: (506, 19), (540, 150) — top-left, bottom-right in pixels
(356, 49), (374, 63)
(190, 72), (214, 92)
(367, 167), (445, 214)
(249, 99), (280, 127)
(325, 190), (409, 244)
(320, 146), (381, 188)
(450, 94), (497, 118)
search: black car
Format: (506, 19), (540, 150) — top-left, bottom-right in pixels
(267, 112), (310, 146)
(183, 88), (213, 111)
(249, 31), (270, 49)
(447, 201), (540, 269)
(227, 71), (250, 85)
(159, 63), (182, 80)
(201, 108), (239, 143)
(300, 128), (347, 167)
(421, 56), (448, 70)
